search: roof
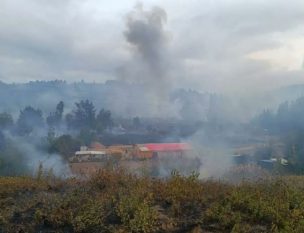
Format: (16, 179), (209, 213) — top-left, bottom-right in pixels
(140, 143), (191, 152)
(75, 150), (106, 155)
(138, 146), (150, 152)
(90, 142), (105, 151)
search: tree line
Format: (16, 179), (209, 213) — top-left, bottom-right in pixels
(0, 100), (114, 136)
(254, 96), (304, 133)
(253, 96), (304, 174)
(0, 100), (115, 168)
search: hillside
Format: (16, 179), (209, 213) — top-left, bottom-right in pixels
(1, 170), (304, 233)
(0, 80), (298, 121)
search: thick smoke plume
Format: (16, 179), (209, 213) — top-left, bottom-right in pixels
(18, 140), (71, 177)
(121, 4), (179, 117)
(0, 3), (302, 180)
(0, 130), (71, 177)
(124, 4), (168, 80)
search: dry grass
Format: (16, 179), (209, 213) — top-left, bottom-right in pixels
(1, 170), (304, 232)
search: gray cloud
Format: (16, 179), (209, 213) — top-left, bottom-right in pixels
(0, 0), (303, 95)
(0, 0), (126, 82)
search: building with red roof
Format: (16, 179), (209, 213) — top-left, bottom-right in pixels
(142, 143), (191, 152)
(134, 143), (192, 159)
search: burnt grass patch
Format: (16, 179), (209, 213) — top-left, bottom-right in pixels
(1, 171), (304, 232)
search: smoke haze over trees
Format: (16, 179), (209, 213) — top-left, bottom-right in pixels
(0, 2), (304, 178)
(46, 101), (64, 129)
(3, 5), (304, 233)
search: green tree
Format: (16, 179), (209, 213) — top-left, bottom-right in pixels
(275, 101), (289, 132)
(17, 106), (44, 136)
(0, 112), (13, 130)
(0, 137), (29, 176)
(49, 134), (81, 160)
(78, 129), (97, 146)
(284, 131), (304, 174)
(96, 109), (113, 133)
(133, 116), (141, 129)
(46, 101), (64, 128)
(66, 100), (96, 130)
(0, 131), (5, 151)
(254, 109), (274, 131)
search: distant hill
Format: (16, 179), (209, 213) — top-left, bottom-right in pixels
(0, 80), (221, 121)
(0, 80), (150, 117)
(1, 80), (303, 122)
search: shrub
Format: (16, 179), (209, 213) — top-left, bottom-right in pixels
(2, 170), (304, 232)
(116, 195), (158, 233)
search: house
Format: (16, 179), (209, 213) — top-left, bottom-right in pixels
(133, 143), (192, 159)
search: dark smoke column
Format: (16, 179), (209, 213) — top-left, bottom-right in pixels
(124, 4), (174, 116)
(124, 4), (167, 78)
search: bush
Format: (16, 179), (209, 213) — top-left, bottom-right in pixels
(116, 195), (158, 233)
(2, 171), (304, 232)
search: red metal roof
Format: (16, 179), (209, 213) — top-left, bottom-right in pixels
(142, 143), (191, 152)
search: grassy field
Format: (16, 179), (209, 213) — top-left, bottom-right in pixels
(1, 169), (304, 233)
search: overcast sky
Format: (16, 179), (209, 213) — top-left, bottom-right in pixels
(0, 0), (304, 93)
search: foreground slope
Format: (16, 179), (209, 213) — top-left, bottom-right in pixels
(1, 171), (304, 232)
